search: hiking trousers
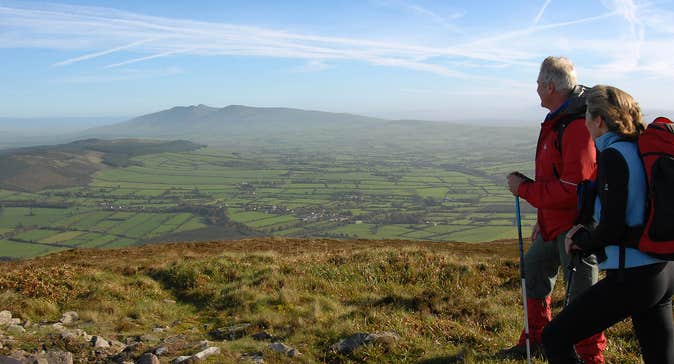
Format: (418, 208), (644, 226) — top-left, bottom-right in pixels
(524, 230), (599, 300)
(543, 262), (674, 364)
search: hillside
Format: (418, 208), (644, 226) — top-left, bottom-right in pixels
(0, 238), (641, 363)
(0, 139), (204, 192)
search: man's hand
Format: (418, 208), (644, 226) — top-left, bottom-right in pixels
(507, 172), (526, 196)
(531, 222), (540, 242)
(564, 224), (584, 255)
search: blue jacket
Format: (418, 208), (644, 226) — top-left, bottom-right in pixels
(593, 132), (663, 269)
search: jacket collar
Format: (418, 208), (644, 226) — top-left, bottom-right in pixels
(542, 85), (589, 126)
(594, 131), (623, 152)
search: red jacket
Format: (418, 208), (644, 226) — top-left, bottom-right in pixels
(518, 87), (597, 241)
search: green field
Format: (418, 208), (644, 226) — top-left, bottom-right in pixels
(0, 126), (539, 259)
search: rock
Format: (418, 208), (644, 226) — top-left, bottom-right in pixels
(0, 356), (22, 364)
(109, 342), (143, 363)
(267, 342), (293, 354)
(0, 311), (11, 326)
(152, 327), (164, 333)
(135, 353), (160, 364)
(240, 352), (264, 364)
(331, 332), (400, 354)
(60, 312), (78, 326)
(153, 346), (168, 356)
(198, 340), (210, 350)
(61, 329), (93, 347)
(366, 331), (400, 346)
(162, 299), (176, 304)
(171, 356), (191, 364)
(266, 342), (301, 357)
(92, 336), (110, 348)
(193, 347), (220, 361)
(7, 319), (20, 326)
(251, 331), (273, 341)
(211, 323), (251, 340)
(331, 333), (370, 354)
(109, 339), (126, 354)
(60, 331), (78, 343)
(45, 350), (74, 364)
(125, 342), (145, 352)
(6, 325), (24, 335)
(169, 347), (221, 363)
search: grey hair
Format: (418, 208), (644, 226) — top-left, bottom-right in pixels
(538, 56), (577, 95)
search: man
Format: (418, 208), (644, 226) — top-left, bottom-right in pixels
(502, 56), (606, 363)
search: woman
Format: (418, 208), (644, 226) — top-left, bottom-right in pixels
(542, 85), (674, 363)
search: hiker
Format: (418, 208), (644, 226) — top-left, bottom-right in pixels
(503, 56), (606, 362)
(542, 85), (674, 364)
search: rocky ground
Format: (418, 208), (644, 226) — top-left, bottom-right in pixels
(0, 307), (407, 363)
(0, 238), (643, 363)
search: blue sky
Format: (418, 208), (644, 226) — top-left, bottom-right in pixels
(1, 0), (673, 122)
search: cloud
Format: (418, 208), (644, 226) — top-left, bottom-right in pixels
(466, 10), (621, 46)
(57, 66), (184, 84)
(596, 0), (645, 74)
(397, 1), (465, 33)
(0, 2), (524, 79)
(372, 0), (465, 33)
(2, 0), (672, 83)
(293, 60), (332, 73)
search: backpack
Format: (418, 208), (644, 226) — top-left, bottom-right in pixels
(636, 117), (674, 260)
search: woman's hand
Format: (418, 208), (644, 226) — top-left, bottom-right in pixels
(565, 224), (584, 255)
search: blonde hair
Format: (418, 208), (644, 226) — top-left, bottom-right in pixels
(538, 56), (577, 95)
(586, 85), (645, 140)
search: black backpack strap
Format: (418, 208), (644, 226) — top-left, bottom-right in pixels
(551, 113), (586, 179)
(575, 179), (597, 225)
(553, 113), (585, 155)
(618, 246), (625, 280)
(618, 227), (644, 281)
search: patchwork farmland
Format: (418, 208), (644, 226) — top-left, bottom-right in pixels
(0, 143), (537, 259)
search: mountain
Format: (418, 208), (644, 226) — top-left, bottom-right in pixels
(0, 139), (204, 192)
(83, 104), (387, 139)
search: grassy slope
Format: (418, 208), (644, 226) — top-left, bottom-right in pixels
(0, 238), (641, 363)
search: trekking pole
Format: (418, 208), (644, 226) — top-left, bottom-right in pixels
(515, 196), (532, 364)
(564, 253), (577, 307)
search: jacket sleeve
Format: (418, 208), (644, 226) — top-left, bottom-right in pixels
(518, 120), (596, 209)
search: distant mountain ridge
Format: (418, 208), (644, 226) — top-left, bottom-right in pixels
(84, 104), (387, 139)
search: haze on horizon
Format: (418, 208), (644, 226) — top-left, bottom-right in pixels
(1, 0), (674, 124)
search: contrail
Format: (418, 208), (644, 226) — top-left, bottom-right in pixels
(104, 48), (196, 68)
(53, 38), (156, 67)
(533, 0), (552, 25)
